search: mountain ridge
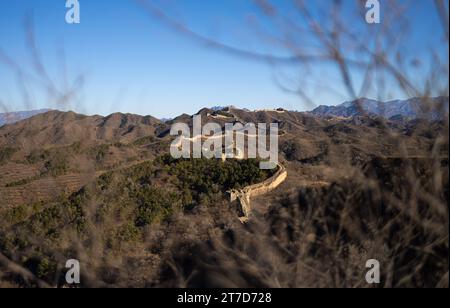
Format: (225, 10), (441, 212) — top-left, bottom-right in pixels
(0, 110), (163, 150)
(311, 96), (449, 120)
(2, 96), (447, 129)
(0, 109), (52, 127)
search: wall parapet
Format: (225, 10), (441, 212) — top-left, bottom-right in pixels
(228, 163), (287, 223)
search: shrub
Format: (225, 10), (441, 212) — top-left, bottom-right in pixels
(43, 155), (68, 176)
(133, 135), (156, 146)
(4, 205), (28, 224)
(87, 144), (110, 164)
(26, 149), (50, 164)
(0, 147), (18, 164)
(134, 186), (178, 226)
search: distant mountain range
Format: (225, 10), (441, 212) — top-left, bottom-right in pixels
(0, 109), (51, 127)
(311, 97), (449, 120)
(1, 97), (448, 129)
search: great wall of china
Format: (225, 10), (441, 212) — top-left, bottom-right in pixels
(228, 162), (287, 223)
(173, 111), (288, 222)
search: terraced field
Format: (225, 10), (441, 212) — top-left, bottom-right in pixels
(0, 153), (162, 209)
(0, 162), (41, 187)
(0, 172), (98, 209)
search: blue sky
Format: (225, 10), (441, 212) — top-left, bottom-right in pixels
(0, 0), (447, 118)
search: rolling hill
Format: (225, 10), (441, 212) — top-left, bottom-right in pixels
(0, 102), (448, 288)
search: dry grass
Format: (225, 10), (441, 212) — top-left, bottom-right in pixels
(0, 0), (448, 288)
